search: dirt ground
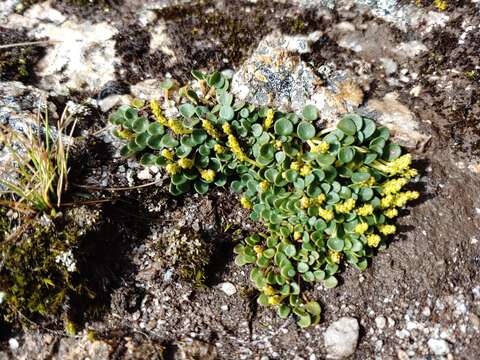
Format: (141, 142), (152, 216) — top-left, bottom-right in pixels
(1, 0), (480, 359)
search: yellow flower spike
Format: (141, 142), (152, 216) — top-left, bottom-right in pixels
(268, 295), (282, 305)
(290, 161), (302, 171)
(381, 178), (408, 195)
(367, 234), (381, 248)
(318, 207), (334, 221)
(378, 224), (396, 235)
(356, 204), (374, 217)
(264, 109), (274, 130)
(240, 196), (252, 209)
(161, 149), (174, 161)
(199, 169), (216, 182)
(384, 208), (398, 219)
(300, 164), (312, 177)
(355, 222), (369, 234)
(316, 193), (326, 206)
(300, 196), (310, 209)
(293, 231), (302, 240)
(380, 194), (394, 209)
(263, 285), (276, 296)
(253, 245), (264, 254)
(405, 190), (420, 200)
(404, 168), (418, 179)
(178, 158), (194, 169)
(222, 122), (232, 135)
(329, 251), (341, 264)
(318, 141), (330, 154)
(167, 118), (192, 135)
(201, 119), (221, 140)
(165, 163), (180, 175)
(310, 141), (330, 154)
(335, 198), (356, 214)
(213, 144), (224, 154)
(150, 99), (168, 126)
(259, 181), (269, 192)
(275, 140), (283, 150)
(116, 128), (134, 140)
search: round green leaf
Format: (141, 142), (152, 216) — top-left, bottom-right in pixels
(132, 117), (148, 133)
(327, 238), (344, 251)
(179, 103), (196, 118)
(324, 276), (338, 289)
(147, 122), (164, 135)
(338, 147), (355, 163)
(337, 116), (357, 135)
(147, 134), (163, 149)
(384, 143), (402, 161)
(297, 121), (316, 140)
(219, 105), (235, 121)
(274, 118), (294, 136)
(351, 172), (370, 183)
(302, 104), (318, 121)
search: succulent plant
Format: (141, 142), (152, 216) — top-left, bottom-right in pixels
(110, 71), (419, 327)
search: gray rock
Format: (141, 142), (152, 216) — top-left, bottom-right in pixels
(427, 338), (450, 356)
(324, 317), (359, 359)
(4, 2), (119, 95)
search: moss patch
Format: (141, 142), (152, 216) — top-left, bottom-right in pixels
(0, 27), (45, 83)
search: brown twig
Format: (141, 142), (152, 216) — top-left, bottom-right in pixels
(0, 40), (61, 49)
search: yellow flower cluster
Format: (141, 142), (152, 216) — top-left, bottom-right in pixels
(335, 198), (356, 214)
(316, 193), (326, 206)
(165, 163), (180, 175)
(214, 144), (224, 154)
(329, 251), (341, 264)
(393, 191), (419, 207)
(381, 178), (408, 195)
(162, 149), (174, 160)
(386, 154), (412, 176)
(300, 196), (310, 209)
(178, 158), (193, 169)
(201, 119), (221, 140)
(378, 224), (396, 235)
(384, 208), (398, 219)
(227, 135), (248, 161)
(262, 284), (276, 296)
(310, 141), (330, 154)
(264, 109), (274, 130)
(240, 196), (252, 209)
(150, 99), (168, 126)
(259, 181), (269, 192)
(319, 207), (334, 221)
(167, 118), (191, 135)
(293, 231), (302, 240)
(356, 204), (374, 217)
(117, 128), (134, 140)
(300, 164), (311, 177)
(367, 234), (381, 247)
(199, 169), (215, 182)
(381, 191), (419, 209)
(274, 140), (283, 150)
(268, 295), (282, 305)
(355, 222), (369, 234)
(222, 122), (232, 135)
(290, 161), (302, 171)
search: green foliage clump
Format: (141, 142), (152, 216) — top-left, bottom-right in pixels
(110, 71), (420, 327)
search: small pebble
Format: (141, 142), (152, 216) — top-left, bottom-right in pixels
(8, 338), (19, 350)
(216, 282), (237, 296)
(428, 338), (450, 355)
(375, 316), (386, 329)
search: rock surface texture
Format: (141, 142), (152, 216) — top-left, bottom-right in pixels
(324, 317), (359, 359)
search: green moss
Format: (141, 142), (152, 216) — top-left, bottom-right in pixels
(0, 207), (102, 329)
(0, 27), (44, 83)
(158, 228), (212, 287)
